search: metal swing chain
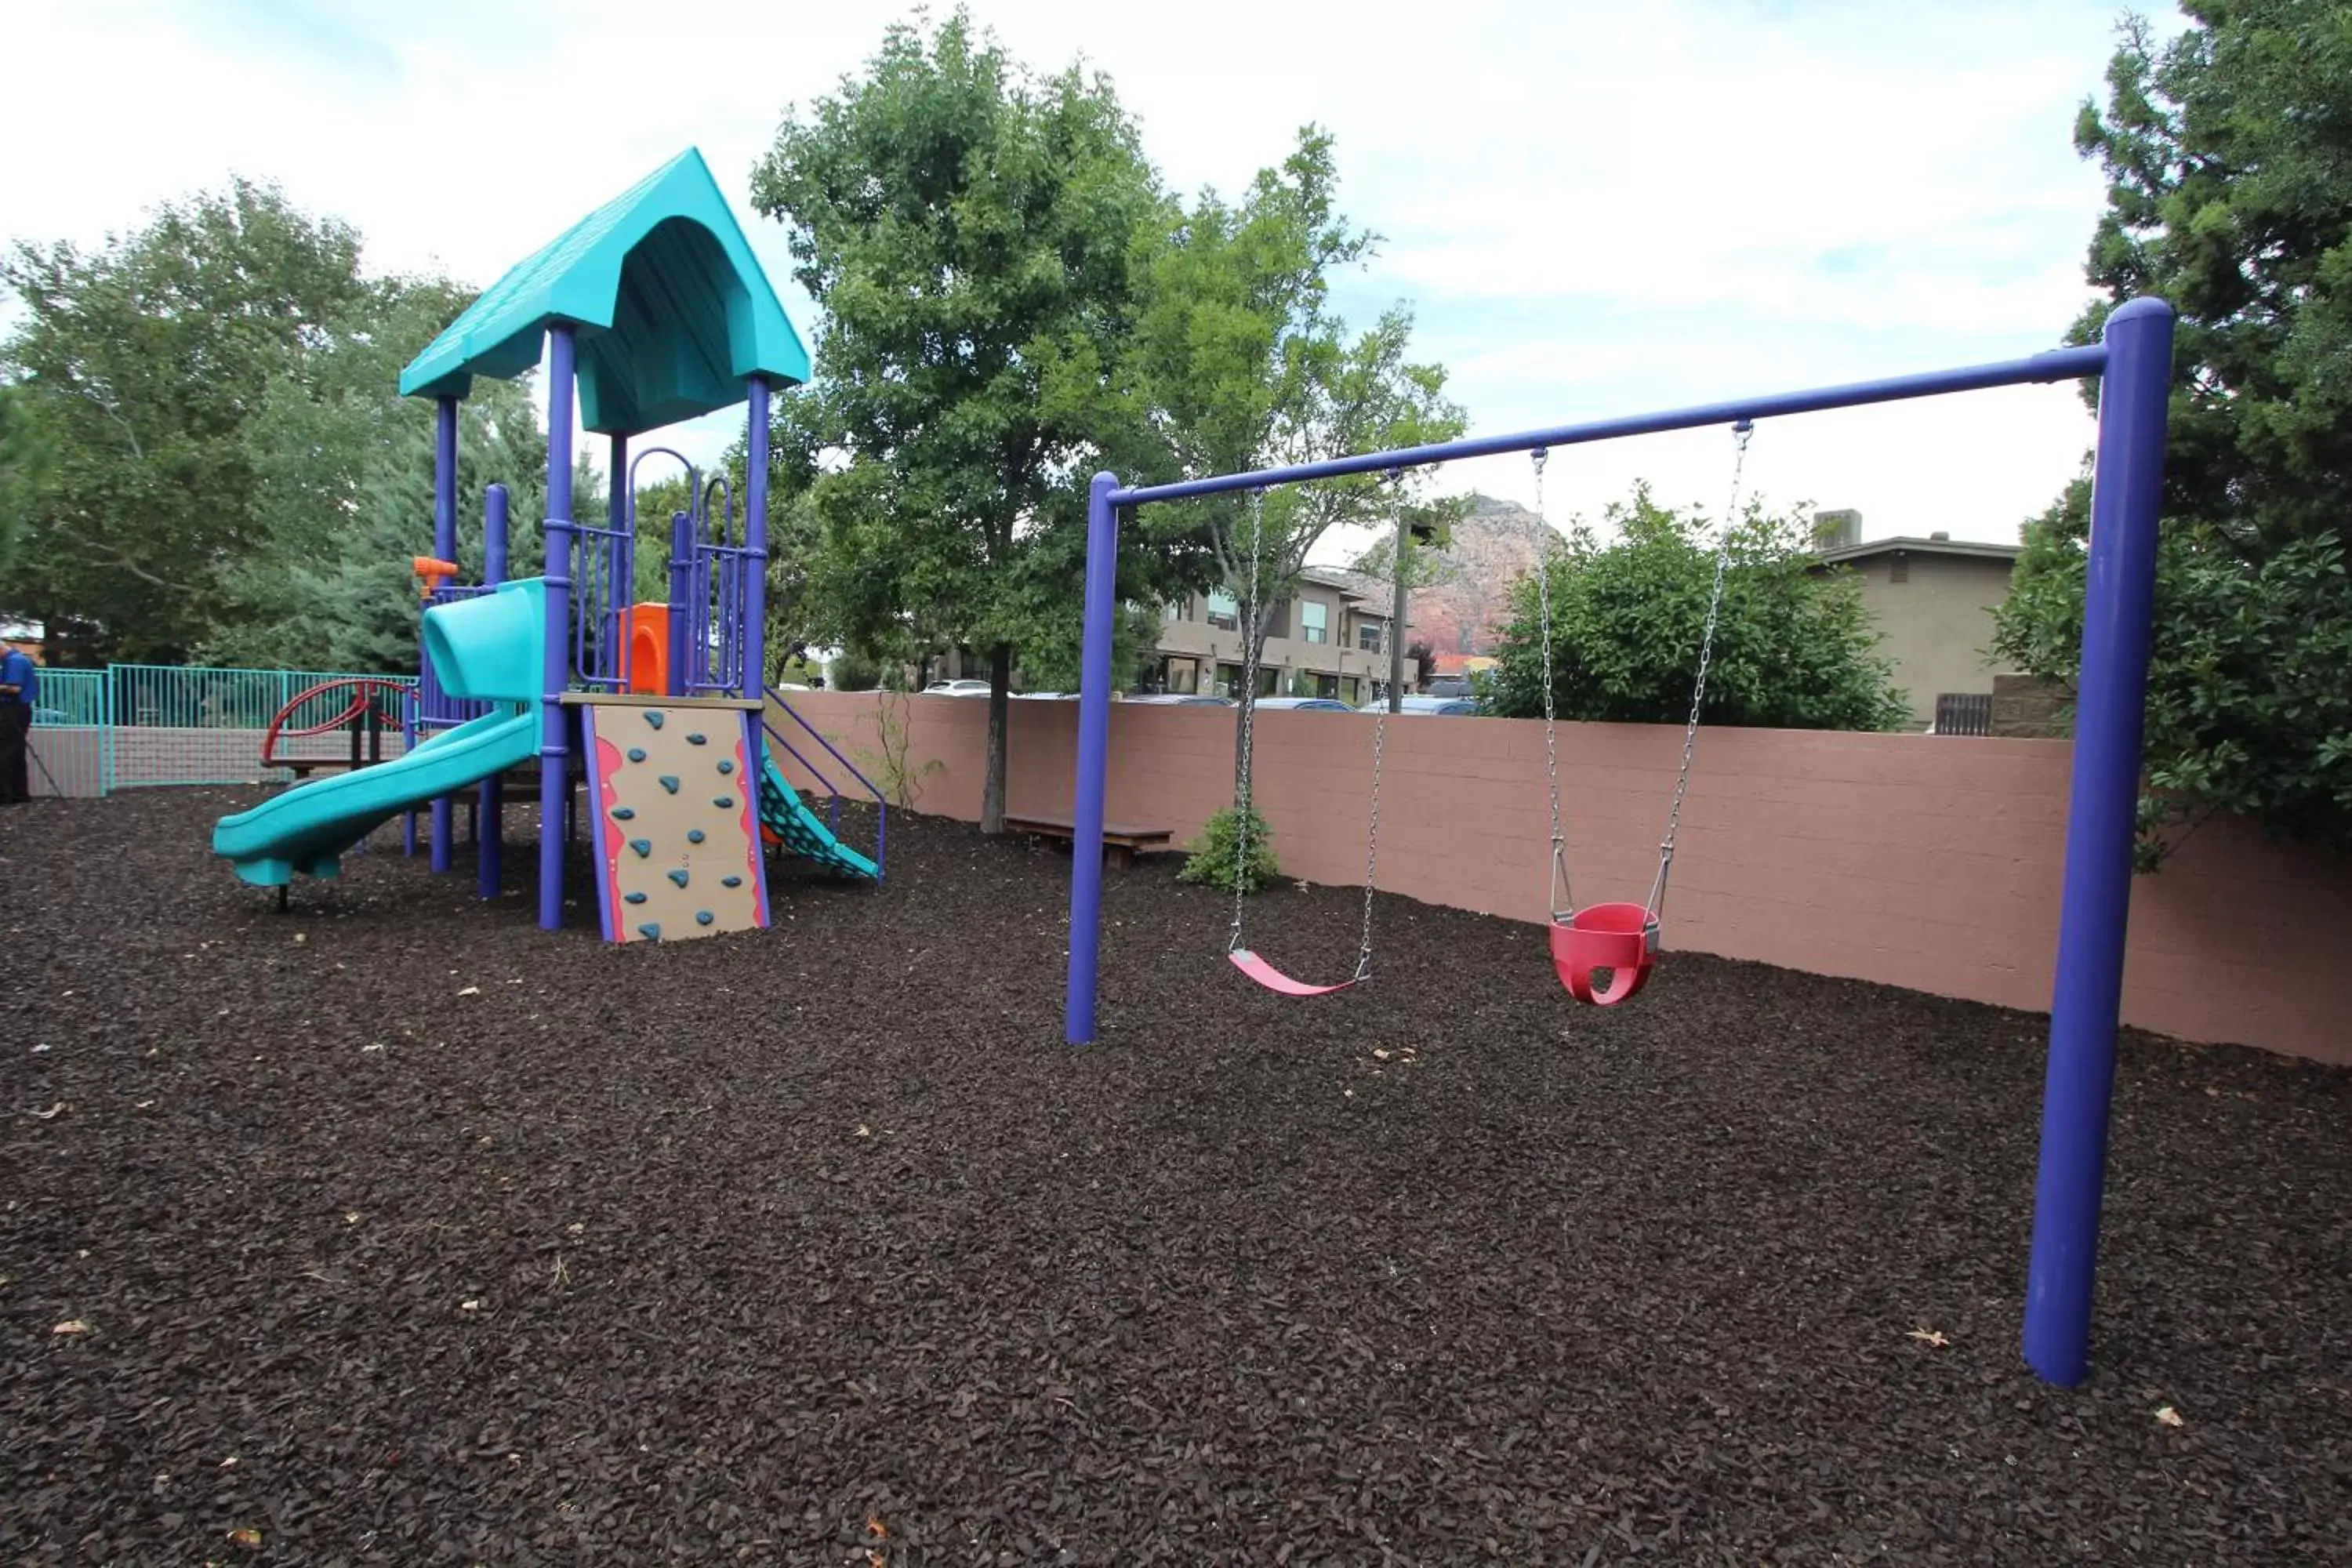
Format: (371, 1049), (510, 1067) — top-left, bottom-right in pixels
(1646, 419), (1754, 921)
(1229, 486), (1267, 953)
(1530, 447), (1571, 920)
(1352, 469), (1406, 982)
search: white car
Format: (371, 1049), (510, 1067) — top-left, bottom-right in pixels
(922, 679), (993, 698)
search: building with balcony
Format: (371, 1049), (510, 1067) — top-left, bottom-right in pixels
(1151, 568), (1398, 705)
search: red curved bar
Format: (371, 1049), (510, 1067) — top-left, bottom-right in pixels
(260, 678), (410, 771)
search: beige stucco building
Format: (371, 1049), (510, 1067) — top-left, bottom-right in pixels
(1810, 530), (2021, 728)
(1152, 569), (1396, 704)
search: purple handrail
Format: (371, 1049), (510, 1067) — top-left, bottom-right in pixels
(761, 684), (887, 881)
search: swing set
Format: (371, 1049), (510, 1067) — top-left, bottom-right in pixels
(1222, 426), (1755, 1007)
(1060, 296), (2176, 1394)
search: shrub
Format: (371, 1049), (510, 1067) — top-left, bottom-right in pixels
(1178, 805), (1280, 895)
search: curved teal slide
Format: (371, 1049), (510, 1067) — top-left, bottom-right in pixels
(212, 706), (538, 887)
(214, 575), (550, 888)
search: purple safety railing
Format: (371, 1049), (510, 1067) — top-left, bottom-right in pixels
(762, 684), (887, 882)
(416, 583), (495, 732)
(688, 474), (751, 695)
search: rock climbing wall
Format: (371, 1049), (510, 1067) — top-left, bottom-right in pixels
(580, 700), (769, 945)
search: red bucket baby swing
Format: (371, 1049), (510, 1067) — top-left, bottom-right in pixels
(1530, 421), (1752, 1004)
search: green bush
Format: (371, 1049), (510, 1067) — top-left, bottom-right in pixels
(1178, 805), (1280, 895)
(828, 652), (882, 691)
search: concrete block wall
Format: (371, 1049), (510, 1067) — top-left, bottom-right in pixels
(764, 691), (2352, 1065)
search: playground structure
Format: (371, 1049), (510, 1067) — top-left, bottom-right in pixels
(1060, 299), (2176, 1388)
(210, 148), (880, 942)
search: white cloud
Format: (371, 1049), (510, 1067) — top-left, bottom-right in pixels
(2, 0), (2158, 546)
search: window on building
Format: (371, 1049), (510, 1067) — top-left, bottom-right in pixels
(1207, 590), (1239, 630)
(1313, 673), (1340, 699)
(1163, 656), (1196, 694)
(1889, 555), (1910, 584)
(1301, 601), (1328, 644)
(1214, 662), (1242, 697)
(1341, 677), (1362, 706)
(1356, 620), (1383, 653)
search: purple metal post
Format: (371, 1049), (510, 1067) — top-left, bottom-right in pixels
(430, 395), (460, 874)
(401, 694), (418, 856)
(2023, 297), (2176, 1387)
(477, 483), (509, 902)
(609, 434), (629, 688)
(1063, 472), (1121, 1044)
(668, 510), (692, 697)
(538, 327), (577, 931)
(743, 378), (771, 699)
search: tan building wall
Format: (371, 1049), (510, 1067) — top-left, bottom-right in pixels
(1827, 550), (2018, 727)
(1154, 578), (1392, 702)
(767, 690), (2352, 1065)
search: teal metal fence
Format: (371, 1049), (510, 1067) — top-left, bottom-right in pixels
(28, 664), (420, 796)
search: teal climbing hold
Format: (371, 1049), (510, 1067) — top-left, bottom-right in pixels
(717, 759), (736, 775)
(624, 891), (648, 905)
(695, 910), (716, 926)
(722, 875), (743, 888)
(637, 923), (662, 941)
(644, 710), (666, 730)
(667, 869), (690, 888)
(713, 795), (735, 809)
(630, 839), (652, 858)
(626, 747), (647, 763)
(687, 829), (706, 844)
(659, 775), (680, 794)
(686, 732), (707, 746)
(611, 806), (636, 821)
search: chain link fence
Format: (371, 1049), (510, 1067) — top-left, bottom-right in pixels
(29, 665), (419, 797)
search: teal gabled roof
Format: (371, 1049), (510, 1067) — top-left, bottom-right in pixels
(398, 147), (808, 435)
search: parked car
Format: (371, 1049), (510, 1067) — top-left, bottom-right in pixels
(1391, 695), (1479, 716)
(1254, 696), (1353, 712)
(921, 679), (993, 698)
(1424, 676), (1474, 699)
(1122, 692), (1233, 706)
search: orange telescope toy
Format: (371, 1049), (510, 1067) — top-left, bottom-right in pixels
(412, 557), (461, 600)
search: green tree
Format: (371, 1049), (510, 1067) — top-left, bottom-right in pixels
(1483, 483), (1910, 731)
(1994, 2), (2352, 856)
(1127, 129), (1466, 782)
(0, 179), (372, 661)
(0, 383), (55, 583)
(201, 276), (556, 672)
(750, 9), (1173, 831)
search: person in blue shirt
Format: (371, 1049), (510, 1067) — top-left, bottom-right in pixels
(0, 643), (36, 804)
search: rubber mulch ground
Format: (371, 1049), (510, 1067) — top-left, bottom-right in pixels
(2, 788), (2348, 1566)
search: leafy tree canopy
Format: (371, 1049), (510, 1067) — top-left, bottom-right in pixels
(1994, 0), (2352, 856)
(1483, 484), (1910, 732)
(1, 180), (370, 660)
(750, 6), (1173, 827)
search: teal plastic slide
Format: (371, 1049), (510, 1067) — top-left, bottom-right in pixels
(756, 747), (878, 880)
(212, 706), (538, 886)
(212, 576), (550, 887)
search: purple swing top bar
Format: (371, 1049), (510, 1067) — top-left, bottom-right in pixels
(1109, 342), (2109, 509)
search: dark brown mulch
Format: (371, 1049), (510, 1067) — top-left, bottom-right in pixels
(1, 789), (2348, 1566)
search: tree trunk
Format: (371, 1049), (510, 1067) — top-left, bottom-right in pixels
(982, 641), (1011, 833)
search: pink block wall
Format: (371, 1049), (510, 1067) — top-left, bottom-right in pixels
(765, 692), (2352, 1065)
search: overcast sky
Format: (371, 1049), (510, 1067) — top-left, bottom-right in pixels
(2, 0), (2168, 561)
